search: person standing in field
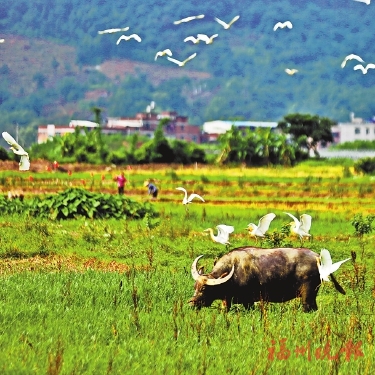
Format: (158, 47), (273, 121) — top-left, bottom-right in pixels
(114, 172), (127, 195)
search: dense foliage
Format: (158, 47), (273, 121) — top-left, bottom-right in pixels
(353, 157), (375, 175)
(1, 0), (375, 145)
(0, 188), (157, 220)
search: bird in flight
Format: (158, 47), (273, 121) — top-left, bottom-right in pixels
(247, 213), (276, 243)
(316, 249), (350, 283)
(167, 53), (197, 67)
(341, 54), (365, 68)
(175, 187), (204, 205)
(184, 36), (201, 44)
(285, 212), (312, 241)
(353, 63), (375, 74)
(197, 33), (218, 44)
(353, 0), (371, 5)
(285, 68), (298, 75)
(2, 132), (30, 171)
(116, 34), (142, 45)
(214, 15), (240, 29)
(0, 39), (4, 43)
(98, 27), (130, 35)
(173, 15), (205, 25)
(273, 21), (293, 31)
(204, 225), (234, 246)
(154, 49), (172, 60)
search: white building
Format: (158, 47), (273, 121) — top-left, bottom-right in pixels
(202, 120), (278, 142)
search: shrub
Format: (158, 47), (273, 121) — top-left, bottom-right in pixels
(354, 157), (375, 175)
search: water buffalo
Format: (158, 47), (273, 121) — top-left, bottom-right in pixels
(189, 247), (347, 312)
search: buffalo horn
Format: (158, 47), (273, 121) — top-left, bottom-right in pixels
(191, 255), (205, 280)
(205, 265), (235, 286)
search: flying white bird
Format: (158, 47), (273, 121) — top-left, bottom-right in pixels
(184, 36), (201, 44)
(197, 33), (219, 44)
(176, 187), (204, 205)
(2, 132), (30, 171)
(116, 34), (142, 45)
(353, 0), (371, 5)
(285, 212), (312, 240)
(353, 63), (375, 74)
(273, 21), (293, 31)
(247, 213), (276, 243)
(316, 249), (350, 283)
(214, 15), (240, 29)
(204, 225), (234, 246)
(173, 15), (205, 25)
(341, 54), (365, 68)
(167, 53), (197, 67)
(285, 68), (298, 75)
(0, 39), (4, 43)
(98, 27), (130, 35)
(154, 49), (173, 60)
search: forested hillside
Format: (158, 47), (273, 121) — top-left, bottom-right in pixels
(1, 0), (375, 146)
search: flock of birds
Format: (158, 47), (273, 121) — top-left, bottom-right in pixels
(96, 0), (374, 75)
(98, 14), (240, 67)
(175, 186), (350, 286)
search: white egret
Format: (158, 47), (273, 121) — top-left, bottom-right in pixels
(204, 225), (234, 246)
(353, 63), (375, 74)
(98, 27), (130, 34)
(317, 249), (350, 283)
(116, 34), (142, 45)
(214, 15), (240, 29)
(197, 33), (218, 44)
(176, 187), (204, 205)
(247, 213), (276, 243)
(2, 132), (30, 171)
(173, 15), (205, 25)
(285, 212), (312, 240)
(341, 54), (365, 68)
(167, 53), (197, 67)
(353, 0), (371, 4)
(154, 49), (172, 60)
(184, 36), (201, 44)
(273, 21), (293, 31)
(285, 68), (298, 75)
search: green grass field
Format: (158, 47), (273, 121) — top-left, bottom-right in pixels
(0, 162), (374, 374)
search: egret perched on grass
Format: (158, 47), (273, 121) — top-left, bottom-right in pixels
(204, 225), (234, 246)
(316, 249), (350, 283)
(285, 212), (312, 241)
(2, 132), (30, 171)
(214, 15), (240, 29)
(247, 213), (276, 243)
(167, 53), (197, 67)
(176, 187), (204, 205)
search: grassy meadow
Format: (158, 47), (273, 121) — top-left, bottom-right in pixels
(0, 160), (375, 374)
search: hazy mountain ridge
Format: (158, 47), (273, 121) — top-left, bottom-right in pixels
(1, 0), (375, 145)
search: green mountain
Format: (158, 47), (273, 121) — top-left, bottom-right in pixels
(1, 0), (375, 145)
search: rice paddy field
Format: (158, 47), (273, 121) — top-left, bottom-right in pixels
(0, 160), (375, 374)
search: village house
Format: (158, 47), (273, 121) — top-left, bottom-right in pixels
(37, 110), (204, 144)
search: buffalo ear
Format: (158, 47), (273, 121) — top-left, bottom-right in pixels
(198, 266), (205, 275)
(219, 272), (229, 279)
